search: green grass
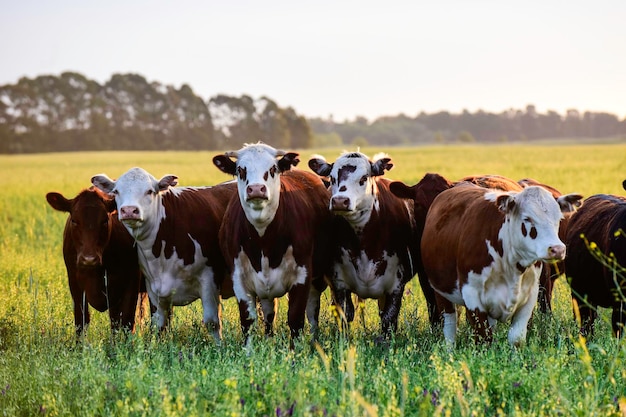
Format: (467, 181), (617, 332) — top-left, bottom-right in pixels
(1, 144), (625, 416)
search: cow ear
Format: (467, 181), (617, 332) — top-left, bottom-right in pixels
(557, 193), (584, 213)
(213, 154), (237, 176)
(277, 152), (300, 172)
(46, 192), (72, 212)
(389, 181), (413, 200)
(158, 175), (178, 191)
(496, 193), (516, 213)
(91, 174), (116, 194)
(308, 157), (333, 177)
(371, 157), (393, 176)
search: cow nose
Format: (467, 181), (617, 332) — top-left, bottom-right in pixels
(331, 196), (351, 211)
(548, 244), (566, 260)
(247, 184), (267, 200)
(120, 205), (141, 220)
(78, 254), (99, 267)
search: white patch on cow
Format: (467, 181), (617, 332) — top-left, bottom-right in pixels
(232, 245), (307, 319)
(335, 249), (402, 299)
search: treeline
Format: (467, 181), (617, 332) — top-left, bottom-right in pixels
(1, 72), (625, 154)
(310, 106), (626, 147)
(0, 72), (312, 153)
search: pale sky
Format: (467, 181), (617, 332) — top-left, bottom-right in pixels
(2, 0), (625, 121)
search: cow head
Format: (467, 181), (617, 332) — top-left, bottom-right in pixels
(91, 167), (178, 238)
(46, 188), (116, 268)
(213, 142), (299, 235)
(308, 151), (392, 229)
(390, 173), (454, 212)
(489, 185), (571, 265)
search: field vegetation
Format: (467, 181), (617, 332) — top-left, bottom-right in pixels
(0, 144), (625, 416)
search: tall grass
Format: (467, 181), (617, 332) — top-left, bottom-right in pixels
(0, 144), (625, 416)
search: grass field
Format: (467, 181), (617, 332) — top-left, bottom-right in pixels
(0, 144), (625, 416)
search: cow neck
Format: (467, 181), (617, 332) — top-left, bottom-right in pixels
(242, 196), (278, 238)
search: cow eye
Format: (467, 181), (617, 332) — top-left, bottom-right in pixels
(145, 189), (155, 196)
(70, 219), (78, 226)
(359, 175), (368, 186)
(111, 190), (119, 196)
(330, 177), (336, 185)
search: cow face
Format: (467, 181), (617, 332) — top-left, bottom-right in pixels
(309, 152), (392, 227)
(213, 142), (299, 235)
(46, 189), (116, 268)
(491, 185), (568, 265)
(91, 167), (178, 237)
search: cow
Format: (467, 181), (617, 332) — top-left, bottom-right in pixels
(421, 182), (576, 346)
(46, 187), (143, 336)
(91, 167), (237, 342)
(564, 180), (626, 338)
(460, 175), (582, 313)
(389, 172), (455, 327)
(212, 142), (331, 346)
(308, 151), (431, 338)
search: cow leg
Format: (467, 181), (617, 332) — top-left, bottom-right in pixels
(259, 298), (277, 336)
(200, 278), (223, 343)
(611, 303), (625, 338)
(111, 279), (141, 334)
(574, 298), (597, 338)
(237, 299), (255, 344)
(306, 285), (322, 338)
(333, 288), (354, 333)
(416, 267), (441, 328)
(288, 284), (309, 342)
(435, 293), (457, 345)
(73, 294), (90, 337)
(379, 289), (404, 337)
(467, 308), (493, 344)
(537, 264), (554, 313)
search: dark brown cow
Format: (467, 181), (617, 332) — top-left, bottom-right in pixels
(213, 143), (331, 346)
(308, 151), (428, 337)
(46, 188), (143, 336)
(91, 167), (237, 342)
(389, 172), (455, 326)
(421, 183), (576, 346)
(564, 181), (626, 338)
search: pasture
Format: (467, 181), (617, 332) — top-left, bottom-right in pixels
(0, 144), (625, 416)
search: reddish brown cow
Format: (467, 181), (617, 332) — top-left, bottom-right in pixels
(46, 188), (143, 336)
(564, 180), (626, 338)
(421, 183), (577, 346)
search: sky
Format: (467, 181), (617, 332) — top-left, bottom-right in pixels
(2, 0), (626, 121)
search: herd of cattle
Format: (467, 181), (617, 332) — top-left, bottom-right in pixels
(45, 142), (626, 347)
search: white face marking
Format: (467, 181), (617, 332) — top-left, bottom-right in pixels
(232, 246), (307, 318)
(498, 186), (565, 266)
(233, 145), (282, 236)
(327, 153), (377, 230)
(334, 249), (402, 299)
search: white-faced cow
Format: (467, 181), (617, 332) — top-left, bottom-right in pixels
(460, 175), (583, 313)
(46, 188), (143, 336)
(308, 151), (427, 337)
(564, 180), (626, 338)
(212, 143), (331, 346)
(421, 182), (575, 346)
(91, 167), (237, 342)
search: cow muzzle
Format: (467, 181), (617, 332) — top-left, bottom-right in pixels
(546, 244), (566, 261)
(331, 195), (351, 212)
(246, 184), (268, 201)
(77, 254), (101, 268)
